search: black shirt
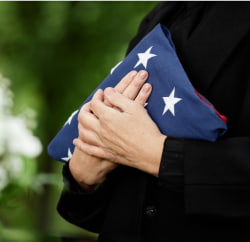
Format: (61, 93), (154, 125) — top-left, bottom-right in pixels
(58, 2), (250, 241)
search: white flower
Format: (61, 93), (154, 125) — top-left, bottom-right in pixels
(4, 156), (23, 179)
(0, 76), (13, 156)
(0, 166), (8, 191)
(0, 117), (4, 156)
(5, 116), (42, 158)
(0, 73), (43, 192)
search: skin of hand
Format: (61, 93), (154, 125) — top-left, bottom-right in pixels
(73, 87), (167, 177)
(69, 70), (152, 189)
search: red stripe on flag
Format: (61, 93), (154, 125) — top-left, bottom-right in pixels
(194, 89), (228, 123)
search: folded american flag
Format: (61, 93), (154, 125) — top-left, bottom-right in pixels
(48, 24), (227, 162)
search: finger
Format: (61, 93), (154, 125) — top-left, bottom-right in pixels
(104, 71), (138, 107)
(81, 102), (91, 112)
(92, 89), (104, 103)
(90, 88), (117, 119)
(123, 70), (148, 100)
(104, 87), (135, 112)
(78, 124), (101, 146)
(114, 70), (138, 93)
(134, 83), (152, 106)
(73, 138), (110, 160)
(78, 105), (99, 130)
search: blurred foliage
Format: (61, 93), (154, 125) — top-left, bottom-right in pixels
(0, 1), (158, 241)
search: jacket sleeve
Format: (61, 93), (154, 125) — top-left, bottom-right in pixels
(57, 163), (112, 233)
(158, 136), (250, 217)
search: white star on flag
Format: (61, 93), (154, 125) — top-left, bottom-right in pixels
(48, 24), (228, 163)
(134, 46), (157, 69)
(64, 110), (78, 126)
(61, 148), (73, 162)
(162, 87), (182, 116)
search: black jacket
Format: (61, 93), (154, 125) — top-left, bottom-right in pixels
(57, 2), (250, 241)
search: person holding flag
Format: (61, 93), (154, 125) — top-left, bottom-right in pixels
(54, 2), (250, 241)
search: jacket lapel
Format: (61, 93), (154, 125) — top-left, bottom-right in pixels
(171, 2), (250, 95)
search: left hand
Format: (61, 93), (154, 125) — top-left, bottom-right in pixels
(73, 87), (166, 176)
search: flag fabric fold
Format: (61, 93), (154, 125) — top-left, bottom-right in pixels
(48, 24), (227, 162)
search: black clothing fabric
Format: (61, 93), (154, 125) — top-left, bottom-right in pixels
(57, 2), (250, 241)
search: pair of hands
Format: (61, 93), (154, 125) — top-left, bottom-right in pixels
(69, 70), (166, 190)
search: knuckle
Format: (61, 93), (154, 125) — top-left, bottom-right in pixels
(98, 110), (110, 123)
(100, 127), (109, 139)
(89, 100), (95, 110)
(90, 99), (99, 112)
(78, 112), (87, 126)
(77, 112), (84, 123)
(81, 102), (89, 111)
(136, 96), (144, 105)
(134, 78), (144, 88)
(87, 146), (100, 158)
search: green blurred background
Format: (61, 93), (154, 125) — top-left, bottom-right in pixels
(0, 1), (158, 241)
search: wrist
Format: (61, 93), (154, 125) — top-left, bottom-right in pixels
(69, 148), (103, 188)
(69, 148), (117, 189)
(138, 134), (167, 177)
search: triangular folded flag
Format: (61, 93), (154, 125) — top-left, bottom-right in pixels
(48, 24), (227, 162)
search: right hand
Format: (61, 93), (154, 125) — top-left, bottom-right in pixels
(69, 70), (152, 190)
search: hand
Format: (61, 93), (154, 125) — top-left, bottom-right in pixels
(69, 102), (117, 190)
(74, 87), (166, 177)
(69, 70), (152, 189)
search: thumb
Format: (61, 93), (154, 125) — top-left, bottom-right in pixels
(104, 87), (134, 112)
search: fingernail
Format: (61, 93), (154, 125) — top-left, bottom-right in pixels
(129, 70), (137, 78)
(142, 83), (151, 93)
(73, 138), (78, 146)
(139, 70), (148, 79)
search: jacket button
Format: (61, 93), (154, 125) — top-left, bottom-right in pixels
(146, 205), (157, 217)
